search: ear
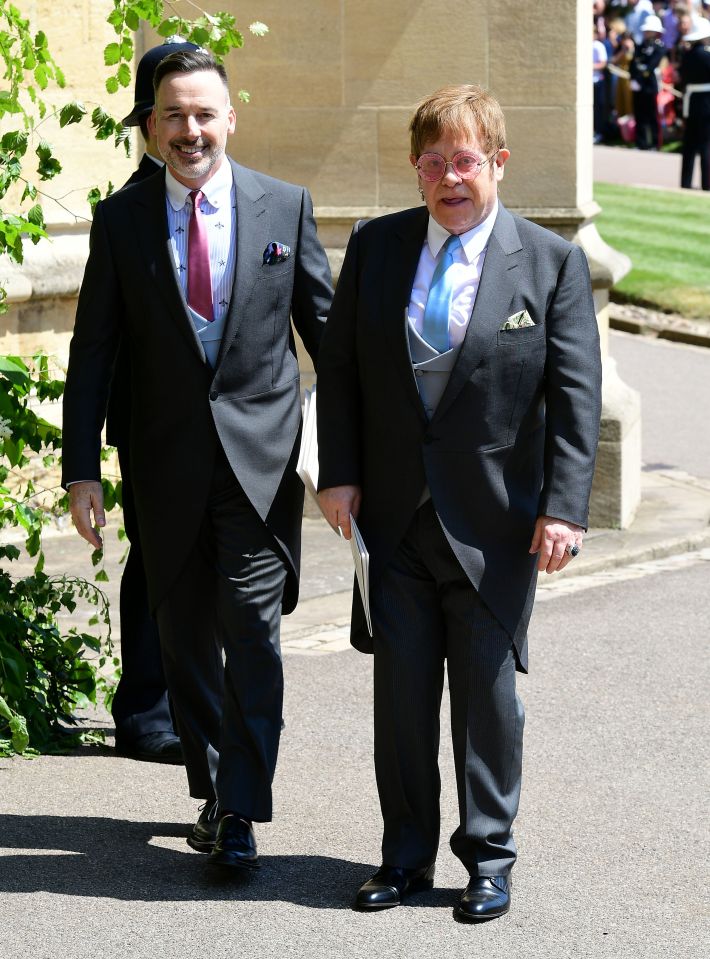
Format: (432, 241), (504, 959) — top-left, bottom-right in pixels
(494, 148), (511, 181)
(147, 108), (157, 139)
(227, 104), (237, 135)
(409, 154), (418, 168)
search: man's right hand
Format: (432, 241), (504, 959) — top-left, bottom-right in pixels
(69, 481), (106, 549)
(317, 485), (362, 540)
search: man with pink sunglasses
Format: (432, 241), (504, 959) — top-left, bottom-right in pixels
(317, 85), (601, 921)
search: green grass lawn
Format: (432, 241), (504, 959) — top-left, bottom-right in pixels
(594, 182), (710, 320)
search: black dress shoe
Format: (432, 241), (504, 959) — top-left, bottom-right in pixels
(187, 800), (219, 853)
(115, 731), (184, 765)
(455, 875), (511, 921)
(354, 863), (435, 910)
(208, 814), (259, 870)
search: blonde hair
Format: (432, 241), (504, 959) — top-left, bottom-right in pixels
(409, 84), (507, 158)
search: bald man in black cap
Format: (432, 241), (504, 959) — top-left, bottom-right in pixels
(109, 40), (197, 764)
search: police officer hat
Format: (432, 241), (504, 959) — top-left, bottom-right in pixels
(122, 39), (199, 126)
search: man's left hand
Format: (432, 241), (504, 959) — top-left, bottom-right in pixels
(529, 515), (584, 574)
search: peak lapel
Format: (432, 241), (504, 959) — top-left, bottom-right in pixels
(131, 169), (206, 362)
(215, 159), (269, 369)
(432, 206), (522, 424)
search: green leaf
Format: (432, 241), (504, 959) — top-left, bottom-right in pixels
(125, 9), (139, 32)
(117, 63), (131, 89)
(238, 90), (251, 104)
(104, 42), (121, 66)
(107, 9), (124, 33)
(105, 76), (119, 95)
(94, 568), (109, 583)
(33, 64), (49, 90)
(249, 22), (269, 37)
(59, 101), (86, 127)
(35, 141), (61, 180)
(120, 37), (133, 62)
(90, 547), (103, 568)
(2, 131), (29, 155)
(157, 17), (182, 38)
(27, 204), (45, 230)
(10, 713), (29, 754)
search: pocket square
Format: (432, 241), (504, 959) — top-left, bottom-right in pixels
(263, 241), (291, 265)
(500, 309), (535, 331)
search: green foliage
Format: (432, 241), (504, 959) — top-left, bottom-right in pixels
(0, 354), (119, 756)
(0, 0), (268, 312)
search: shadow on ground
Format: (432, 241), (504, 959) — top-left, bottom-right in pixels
(0, 815), (458, 908)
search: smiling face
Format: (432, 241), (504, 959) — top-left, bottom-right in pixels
(149, 68), (236, 188)
(410, 126), (510, 235)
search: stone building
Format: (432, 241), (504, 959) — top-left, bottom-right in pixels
(1, 0), (639, 527)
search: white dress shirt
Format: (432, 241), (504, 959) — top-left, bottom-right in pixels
(408, 201), (498, 350)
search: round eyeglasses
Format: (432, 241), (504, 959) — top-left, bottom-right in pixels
(415, 151), (497, 182)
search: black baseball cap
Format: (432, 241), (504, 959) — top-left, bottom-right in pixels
(122, 40), (200, 126)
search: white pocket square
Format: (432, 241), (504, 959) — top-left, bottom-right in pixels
(500, 309), (535, 331)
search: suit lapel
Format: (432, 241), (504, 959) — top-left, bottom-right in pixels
(131, 168), (206, 361)
(382, 207), (430, 423)
(432, 204), (522, 424)
(215, 159), (269, 369)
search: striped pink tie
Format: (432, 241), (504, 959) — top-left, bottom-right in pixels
(187, 190), (213, 321)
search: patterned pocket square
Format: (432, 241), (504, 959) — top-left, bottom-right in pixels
(263, 241), (291, 265)
(500, 309), (535, 331)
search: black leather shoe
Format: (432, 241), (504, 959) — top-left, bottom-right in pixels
(354, 863), (435, 910)
(115, 731), (183, 765)
(208, 814), (259, 870)
(455, 875), (511, 921)
(186, 800), (219, 853)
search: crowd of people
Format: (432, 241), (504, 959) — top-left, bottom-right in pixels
(593, 0), (710, 189)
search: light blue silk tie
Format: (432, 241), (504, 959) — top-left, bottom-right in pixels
(421, 233), (461, 353)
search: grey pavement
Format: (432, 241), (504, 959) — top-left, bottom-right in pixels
(2, 335), (710, 956)
(3, 134), (708, 959)
(594, 144), (704, 192)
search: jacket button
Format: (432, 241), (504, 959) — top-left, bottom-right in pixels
(209, 390), (219, 401)
(415, 369), (424, 377)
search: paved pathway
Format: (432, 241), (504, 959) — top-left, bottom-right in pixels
(594, 143), (703, 191)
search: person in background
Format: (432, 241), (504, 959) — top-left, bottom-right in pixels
(611, 26), (636, 121)
(626, 0), (656, 44)
(679, 19), (710, 187)
(594, 25), (609, 142)
(108, 39), (198, 765)
(630, 14), (668, 147)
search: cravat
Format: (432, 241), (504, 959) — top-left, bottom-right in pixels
(421, 233), (461, 353)
(187, 190), (213, 321)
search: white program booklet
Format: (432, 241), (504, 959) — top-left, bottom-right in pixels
(297, 385), (373, 636)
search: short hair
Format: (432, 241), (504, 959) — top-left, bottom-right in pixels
(138, 114), (150, 141)
(409, 85), (507, 159)
(153, 49), (230, 100)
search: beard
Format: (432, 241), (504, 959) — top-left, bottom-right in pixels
(161, 138), (223, 181)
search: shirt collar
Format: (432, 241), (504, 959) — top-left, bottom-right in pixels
(426, 200), (499, 264)
(165, 156), (233, 211)
(145, 152), (164, 168)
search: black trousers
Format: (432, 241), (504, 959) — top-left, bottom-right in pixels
(155, 448), (287, 822)
(111, 445), (174, 741)
(633, 90), (659, 150)
(681, 121), (710, 190)
(371, 501), (524, 877)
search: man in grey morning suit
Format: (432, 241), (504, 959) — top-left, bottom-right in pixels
(62, 50), (333, 869)
(317, 85), (602, 920)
